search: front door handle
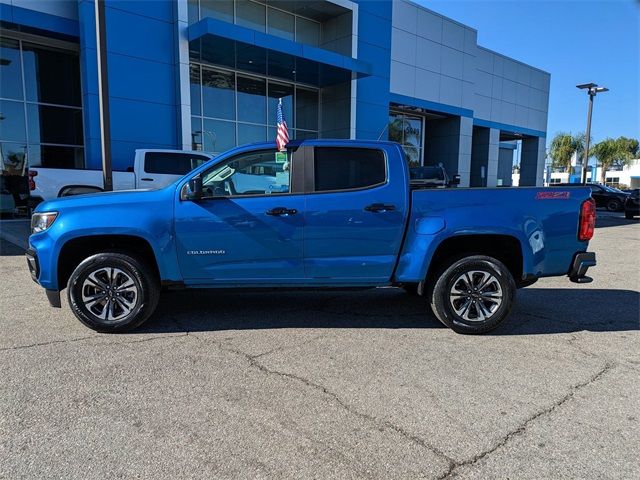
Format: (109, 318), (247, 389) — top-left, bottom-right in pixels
(364, 203), (396, 213)
(266, 207), (298, 216)
(141, 178), (154, 181)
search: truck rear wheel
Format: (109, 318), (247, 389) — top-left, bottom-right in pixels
(67, 252), (160, 333)
(429, 255), (516, 334)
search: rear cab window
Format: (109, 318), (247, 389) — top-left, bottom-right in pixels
(313, 147), (386, 192)
(144, 152), (210, 175)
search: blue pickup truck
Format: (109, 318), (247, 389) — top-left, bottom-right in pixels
(26, 140), (597, 334)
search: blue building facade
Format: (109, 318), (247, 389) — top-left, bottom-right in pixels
(0, 0), (549, 188)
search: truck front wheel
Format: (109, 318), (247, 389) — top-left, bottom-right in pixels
(429, 255), (516, 334)
(67, 252), (160, 333)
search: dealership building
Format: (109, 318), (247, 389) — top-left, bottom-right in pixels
(0, 0), (550, 189)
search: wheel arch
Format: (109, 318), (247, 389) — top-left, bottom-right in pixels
(424, 234), (526, 287)
(57, 234), (160, 290)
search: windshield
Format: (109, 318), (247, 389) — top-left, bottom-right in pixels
(601, 184), (624, 193)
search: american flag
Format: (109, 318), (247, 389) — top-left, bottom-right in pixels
(275, 98), (289, 152)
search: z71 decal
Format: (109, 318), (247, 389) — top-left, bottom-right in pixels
(536, 191), (571, 200)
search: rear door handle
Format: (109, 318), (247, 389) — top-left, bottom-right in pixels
(266, 207), (298, 216)
(141, 178), (154, 181)
(364, 203), (396, 213)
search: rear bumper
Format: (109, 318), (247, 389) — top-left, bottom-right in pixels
(568, 252), (596, 284)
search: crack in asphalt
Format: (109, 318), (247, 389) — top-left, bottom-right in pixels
(0, 335), (97, 352)
(435, 361), (615, 480)
(208, 338), (456, 471)
(250, 334), (326, 359)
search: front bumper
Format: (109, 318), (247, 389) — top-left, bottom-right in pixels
(26, 248), (61, 307)
(568, 252), (596, 284)
(25, 248), (39, 282)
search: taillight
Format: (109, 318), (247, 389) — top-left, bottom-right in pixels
(578, 198), (596, 241)
(28, 170), (37, 191)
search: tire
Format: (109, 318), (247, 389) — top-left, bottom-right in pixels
(429, 255), (516, 334)
(67, 252), (160, 333)
(606, 199), (622, 212)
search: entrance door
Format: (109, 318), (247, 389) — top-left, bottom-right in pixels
(174, 148), (305, 283)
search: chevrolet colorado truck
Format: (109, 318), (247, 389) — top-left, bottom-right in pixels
(26, 140), (597, 334)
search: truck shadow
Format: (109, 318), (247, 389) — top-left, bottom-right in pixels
(140, 287), (639, 335)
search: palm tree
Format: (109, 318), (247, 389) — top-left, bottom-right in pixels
(591, 136), (639, 183)
(548, 132), (586, 175)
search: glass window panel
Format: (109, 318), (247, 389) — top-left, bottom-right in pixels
(27, 144), (84, 169)
(202, 68), (235, 120)
(187, 0), (199, 24)
(267, 82), (293, 127)
(200, 0), (233, 23)
(295, 17), (320, 46)
(27, 105), (83, 145)
(295, 130), (317, 140)
(203, 118), (236, 153)
(0, 100), (26, 142)
(191, 116), (203, 149)
(388, 113), (404, 144)
(404, 116), (422, 149)
(236, 0), (266, 32)
(0, 38), (23, 100)
(267, 8), (294, 41)
(144, 152), (209, 175)
(237, 75), (266, 124)
(201, 149), (290, 197)
(0, 142), (28, 175)
(295, 88), (318, 131)
(190, 64), (201, 116)
(238, 123), (267, 145)
(22, 43), (81, 106)
(314, 147), (386, 192)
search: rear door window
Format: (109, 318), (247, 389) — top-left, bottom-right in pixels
(313, 147), (386, 192)
(144, 152), (209, 175)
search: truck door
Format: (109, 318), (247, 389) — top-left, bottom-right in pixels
(174, 148), (305, 283)
(303, 146), (408, 281)
(138, 151), (210, 189)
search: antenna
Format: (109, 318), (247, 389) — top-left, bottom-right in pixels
(377, 123), (388, 141)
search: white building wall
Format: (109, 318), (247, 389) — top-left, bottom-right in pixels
(389, 0), (550, 133)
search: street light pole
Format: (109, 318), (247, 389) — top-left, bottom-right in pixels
(576, 83), (608, 184)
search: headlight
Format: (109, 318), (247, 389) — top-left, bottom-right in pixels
(31, 212), (58, 233)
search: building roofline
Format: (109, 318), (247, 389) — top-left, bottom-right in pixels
(476, 45), (550, 76)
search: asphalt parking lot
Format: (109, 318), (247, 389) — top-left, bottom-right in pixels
(1, 212), (638, 479)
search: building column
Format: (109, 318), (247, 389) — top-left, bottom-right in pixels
(174, 0), (192, 151)
(78, 0), (101, 169)
(520, 136), (546, 186)
(470, 127), (499, 187)
(424, 116), (472, 187)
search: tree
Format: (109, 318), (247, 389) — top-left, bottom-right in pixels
(591, 136), (639, 183)
(548, 132), (586, 174)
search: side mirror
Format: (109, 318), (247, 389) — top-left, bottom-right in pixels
(449, 174), (461, 187)
(184, 175), (203, 200)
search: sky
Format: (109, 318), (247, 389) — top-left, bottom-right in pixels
(418, 0), (640, 146)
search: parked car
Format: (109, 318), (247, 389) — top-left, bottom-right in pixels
(552, 182), (629, 211)
(26, 140), (596, 335)
(624, 189), (639, 219)
(29, 149), (212, 204)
